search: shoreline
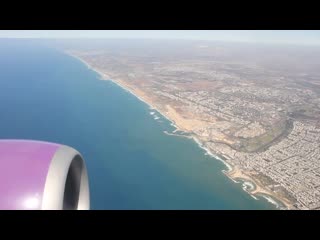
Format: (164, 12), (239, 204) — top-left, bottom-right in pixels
(225, 166), (292, 209)
(67, 51), (291, 210)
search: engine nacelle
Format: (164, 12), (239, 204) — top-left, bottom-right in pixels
(0, 140), (90, 210)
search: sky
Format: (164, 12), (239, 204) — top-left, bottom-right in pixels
(0, 30), (319, 46)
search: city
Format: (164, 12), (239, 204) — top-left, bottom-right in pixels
(67, 39), (320, 209)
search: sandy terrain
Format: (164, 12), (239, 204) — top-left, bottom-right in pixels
(164, 105), (210, 132)
(227, 166), (293, 209)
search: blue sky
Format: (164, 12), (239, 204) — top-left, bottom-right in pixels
(1, 30), (319, 46)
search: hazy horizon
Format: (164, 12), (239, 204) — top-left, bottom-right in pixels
(0, 30), (320, 47)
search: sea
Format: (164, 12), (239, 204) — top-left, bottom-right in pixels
(0, 40), (275, 209)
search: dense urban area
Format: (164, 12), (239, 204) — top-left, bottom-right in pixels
(66, 40), (320, 209)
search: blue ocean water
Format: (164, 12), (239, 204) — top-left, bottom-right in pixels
(0, 40), (275, 209)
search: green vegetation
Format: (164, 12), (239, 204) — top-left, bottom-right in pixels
(237, 120), (291, 152)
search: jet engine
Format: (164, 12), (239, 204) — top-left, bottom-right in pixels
(0, 140), (90, 210)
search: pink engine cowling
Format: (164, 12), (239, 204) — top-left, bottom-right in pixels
(0, 140), (90, 210)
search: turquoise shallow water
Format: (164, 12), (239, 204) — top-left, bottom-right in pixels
(0, 40), (275, 209)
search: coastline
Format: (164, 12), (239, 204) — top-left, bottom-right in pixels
(67, 51), (291, 210)
(226, 166), (291, 209)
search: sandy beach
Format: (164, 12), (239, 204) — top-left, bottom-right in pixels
(68, 52), (291, 210)
(226, 166), (292, 209)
